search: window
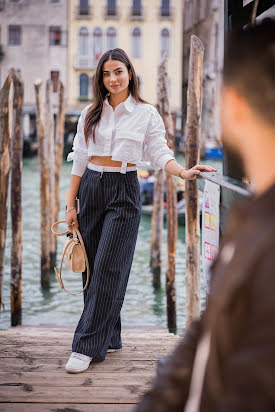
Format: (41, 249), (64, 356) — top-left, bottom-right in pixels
(131, 27), (141, 58)
(79, 27), (89, 56)
(161, 0), (170, 17)
(107, 0), (117, 16)
(106, 27), (117, 50)
(9, 0), (20, 2)
(9, 25), (21, 45)
(79, 0), (89, 15)
(80, 73), (89, 98)
(132, 0), (142, 16)
(93, 27), (102, 64)
(51, 71), (59, 92)
(160, 28), (170, 57)
(49, 26), (61, 45)
(51, 0), (60, 2)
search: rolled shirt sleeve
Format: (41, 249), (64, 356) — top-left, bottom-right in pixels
(67, 109), (90, 177)
(142, 107), (175, 170)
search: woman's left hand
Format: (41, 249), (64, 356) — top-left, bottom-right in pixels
(184, 165), (217, 180)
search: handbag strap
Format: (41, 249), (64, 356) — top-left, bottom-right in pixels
(51, 220), (90, 295)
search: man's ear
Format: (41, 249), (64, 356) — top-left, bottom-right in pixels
(224, 87), (248, 126)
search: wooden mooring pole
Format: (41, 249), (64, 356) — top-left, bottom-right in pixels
(185, 35), (204, 329)
(34, 80), (51, 289)
(0, 72), (13, 313)
(55, 81), (65, 226)
(10, 71), (24, 326)
(159, 53), (178, 331)
(46, 79), (56, 268)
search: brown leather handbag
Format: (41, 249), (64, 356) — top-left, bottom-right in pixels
(51, 221), (90, 295)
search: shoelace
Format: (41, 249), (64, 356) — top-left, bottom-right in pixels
(71, 352), (90, 362)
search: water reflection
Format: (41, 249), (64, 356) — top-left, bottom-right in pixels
(1, 155), (222, 335)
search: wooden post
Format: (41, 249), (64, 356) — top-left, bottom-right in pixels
(158, 53), (178, 331)
(45, 80), (56, 268)
(54, 81), (65, 225)
(150, 168), (164, 288)
(0, 72), (13, 313)
(10, 71), (24, 326)
(185, 35), (204, 329)
(34, 80), (51, 289)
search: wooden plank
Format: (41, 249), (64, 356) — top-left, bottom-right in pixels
(0, 385), (149, 403)
(0, 403), (136, 412)
(0, 358), (158, 373)
(1, 347), (175, 360)
(0, 372), (155, 387)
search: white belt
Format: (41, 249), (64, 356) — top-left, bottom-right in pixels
(88, 162), (137, 174)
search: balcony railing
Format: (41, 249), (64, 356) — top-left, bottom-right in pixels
(104, 6), (119, 19)
(129, 7), (144, 20)
(159, 6), (174, 19)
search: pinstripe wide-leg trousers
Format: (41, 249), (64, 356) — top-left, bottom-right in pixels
(72, 167), (142, 360)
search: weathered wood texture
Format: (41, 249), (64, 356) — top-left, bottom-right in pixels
(150, 168), (164, 288)
(10, 72), (24, 326)
(0, 326), (180, 411)
(54, 81), (65, 229)
(185, 36), (204, 329)
(45, 80), (56, 268)
(34, 80), (51, 288)
(157, 53), (178, 332)
(0, 72), (13, 313)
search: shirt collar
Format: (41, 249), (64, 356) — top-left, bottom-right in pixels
(104, 92), (136, 113)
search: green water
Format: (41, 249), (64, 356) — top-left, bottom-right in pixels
(1, 154), (222, 335)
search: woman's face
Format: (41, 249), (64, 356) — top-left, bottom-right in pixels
(102, 59), (132, 96)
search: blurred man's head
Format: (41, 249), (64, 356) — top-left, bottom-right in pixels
(221, 20), (275, 191)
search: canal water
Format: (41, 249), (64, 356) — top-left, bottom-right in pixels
(1, 154), (222, 335)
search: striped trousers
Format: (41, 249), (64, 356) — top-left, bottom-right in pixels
(72, 167), (142, 360)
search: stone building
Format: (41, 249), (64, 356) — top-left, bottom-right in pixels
(68, 0), (183, 115)
(182, 0), (224, 153)
(0, 0), (68, 142)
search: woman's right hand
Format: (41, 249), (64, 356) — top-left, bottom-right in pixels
(66, 208), (79, 232)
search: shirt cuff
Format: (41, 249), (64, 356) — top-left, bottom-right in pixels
(71, 159), (88, 177)
(158, 154), (176, 170)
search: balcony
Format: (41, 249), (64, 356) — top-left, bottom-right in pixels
(74, 55), (97, 70)
(104, 6), (119, 20)
(129, 7), (144, 20)
(159, 6), (174, 20)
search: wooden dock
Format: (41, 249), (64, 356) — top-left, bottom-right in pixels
(0, 325), (181, 411)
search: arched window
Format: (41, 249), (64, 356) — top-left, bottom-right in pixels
(93, 27), (102, 63)
(137, 75), (142, 93)
(160, 28), (170, 57)
(79, 27), (88, 56)
(80, 73), (89, 98)
(131, 27), (141, 58)
(107, 0), (117, 16)
(106, 27), (117, 50)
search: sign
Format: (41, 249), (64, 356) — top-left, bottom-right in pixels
(202, 180), (220, 294)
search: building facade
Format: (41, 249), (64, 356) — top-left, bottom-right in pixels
(68, 0), (183, 113)
(0, 0), (68, 139)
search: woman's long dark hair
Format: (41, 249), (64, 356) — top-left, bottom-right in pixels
(84, 48), (148, 144)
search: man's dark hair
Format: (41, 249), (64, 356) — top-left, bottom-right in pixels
(223, 20), (275, 126)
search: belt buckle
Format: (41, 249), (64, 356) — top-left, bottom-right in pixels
(121, 161), (127, 174)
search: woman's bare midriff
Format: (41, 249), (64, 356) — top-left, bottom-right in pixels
(90, 156), (135, 167)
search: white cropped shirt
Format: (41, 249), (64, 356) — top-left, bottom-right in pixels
(67, 92), (176, 176)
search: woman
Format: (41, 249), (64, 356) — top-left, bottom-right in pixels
(65, 48), (216, 373)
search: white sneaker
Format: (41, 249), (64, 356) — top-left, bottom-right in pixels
(107, 347), (122, 353)
(65, 352), (93, 373)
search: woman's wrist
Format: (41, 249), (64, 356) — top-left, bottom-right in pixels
(179, 167), (187, 179)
